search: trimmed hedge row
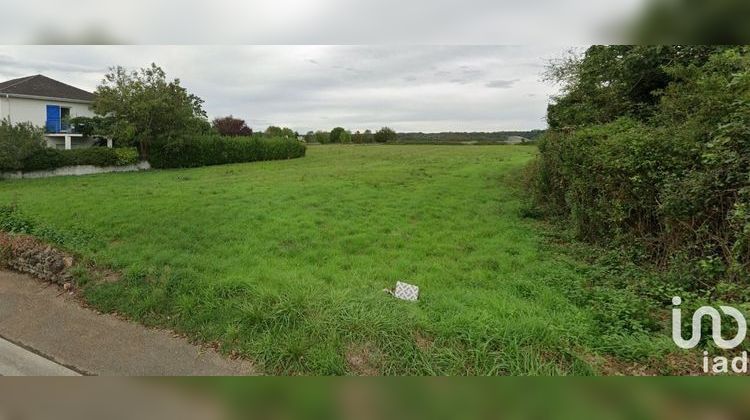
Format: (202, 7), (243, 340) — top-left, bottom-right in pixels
(149, 135), (307, 169)
(19, 148), (140, 172)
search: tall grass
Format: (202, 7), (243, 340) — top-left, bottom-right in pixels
(0, 145), (676, 374)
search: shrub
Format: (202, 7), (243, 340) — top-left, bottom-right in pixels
(149, 135), (306, 169)
(114, 148), (140, 166)
(0, 120), (46, 171)
(19, 147), (140, 171)
(374, 127), (397, 143)
(529, 45), (750, 288)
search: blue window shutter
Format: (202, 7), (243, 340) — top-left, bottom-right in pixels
(46, 105), (61, 133)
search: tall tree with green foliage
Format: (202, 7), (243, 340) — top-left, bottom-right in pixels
(92, 63), (208, 159)
(374, 127), (397, 143)
(329, 127), (346, 143)
(544, 46), (725, 129)
(265, 126), (296, 139)
(340, 130), (352, 144)
(314, 131), (330, 144)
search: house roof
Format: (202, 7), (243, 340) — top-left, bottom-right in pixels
(0, 75), (95, 102)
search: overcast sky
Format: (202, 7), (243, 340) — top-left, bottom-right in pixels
(0, 45), (568, 132)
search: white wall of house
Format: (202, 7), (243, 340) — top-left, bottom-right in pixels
(0, 95), (97, 149)
(0, 96), (94, 127)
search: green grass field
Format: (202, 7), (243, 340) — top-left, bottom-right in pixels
(0, 145), (674, 375)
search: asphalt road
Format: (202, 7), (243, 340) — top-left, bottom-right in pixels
(0, 269), (256, 376)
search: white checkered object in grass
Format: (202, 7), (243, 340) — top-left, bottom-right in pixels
(394, 281), (419, 301)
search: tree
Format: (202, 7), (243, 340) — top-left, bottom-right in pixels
(314, 130), (330, 144)
(330, 127), (346, 143)
(265, 126), (283, 137)
(68, 115), (125, 146)
(212, 116), (252, 136)
(363, 129), (374, 143)
(374, 127), (397, 143)
(544, 46), (726, 129)
(265, 126), (297, 139)
(352, 130), (363, 143)
(304, 131), (315, 143)
(92, 63), (207, 159)
(340, 130), (352, 144)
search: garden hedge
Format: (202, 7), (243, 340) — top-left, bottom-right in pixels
(149, 135), (306, 169)
(18, 147), (140, 172)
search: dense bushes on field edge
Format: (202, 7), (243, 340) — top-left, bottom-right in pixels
(527, 46), (750, 289)
(149, 135), (306, 169)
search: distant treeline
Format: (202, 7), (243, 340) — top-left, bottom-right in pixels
(394, 130), (545, 144)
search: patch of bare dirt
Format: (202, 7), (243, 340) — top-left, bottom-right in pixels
(346, 342), (381, 376)
(414, 331), (434, 352)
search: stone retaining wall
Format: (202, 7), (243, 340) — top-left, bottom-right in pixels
(0, 232), (74, 285)
(1, 161), (151, 179)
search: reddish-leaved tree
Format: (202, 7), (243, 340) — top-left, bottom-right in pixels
(212, 116), (253, 136)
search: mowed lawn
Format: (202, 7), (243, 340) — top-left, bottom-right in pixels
(1, 145), (610, 374)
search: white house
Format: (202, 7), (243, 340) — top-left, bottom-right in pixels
(0, 74), (108, 150)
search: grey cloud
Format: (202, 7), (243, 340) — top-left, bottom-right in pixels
(0, 45), (559, 132)
(486, 79), (520, 89)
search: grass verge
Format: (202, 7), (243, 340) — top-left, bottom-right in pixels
(0, 145), (689, 374)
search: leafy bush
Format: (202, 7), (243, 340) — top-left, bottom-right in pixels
(114, 148), (140, 166)
(149, 135), (306, 169)
(0, 121), (139, 172)
(19, 147), (140, 171)
(0, 120), (46, 171)
(529, 45), (750, 289)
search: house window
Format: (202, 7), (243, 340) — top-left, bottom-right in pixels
(45, 105), (71, 133)
(61, 107), (71, 132)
